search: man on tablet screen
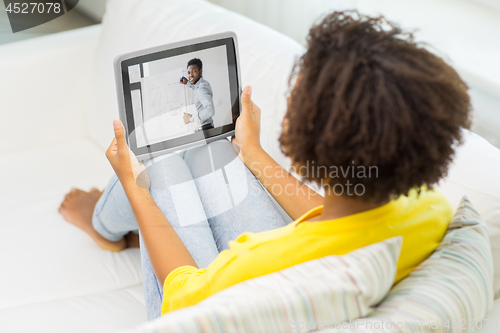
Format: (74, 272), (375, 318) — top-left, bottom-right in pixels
(180, 58), (215, 131)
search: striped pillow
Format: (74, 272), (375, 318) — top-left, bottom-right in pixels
(123, 237), (402, 333)
(323, 196), (493, 333)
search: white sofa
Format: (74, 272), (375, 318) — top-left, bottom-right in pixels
(1, 0), (500, 332)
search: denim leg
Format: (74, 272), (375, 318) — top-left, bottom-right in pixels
(92, 152), (219, 321)
(92, 174), (138, 241)
(139, 234), (163, 321)
(181, 140), (288, 251)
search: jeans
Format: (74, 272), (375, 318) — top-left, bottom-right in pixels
(91, 139), (287, 320)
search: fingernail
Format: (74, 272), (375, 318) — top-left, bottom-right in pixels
(113, 120), (122, 128)
(245, 86), (252, 95)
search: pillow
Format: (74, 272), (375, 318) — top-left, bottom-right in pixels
(325, 196), (493, 333)
(436, 130), (500, 298)
(121, 237), (402, 333)
(87, 0), (305, 170)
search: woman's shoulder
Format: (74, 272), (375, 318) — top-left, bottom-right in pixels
(403, 186), (454, 225)
(408, 186), (451, 206)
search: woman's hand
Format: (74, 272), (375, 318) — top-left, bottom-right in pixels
(232, 86), (263, 162)
(106, 120), (150, 189)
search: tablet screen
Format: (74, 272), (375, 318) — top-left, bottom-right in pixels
(118, 36), (240, 159)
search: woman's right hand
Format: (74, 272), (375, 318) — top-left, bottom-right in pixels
(232, 86), (263, 162)
(106, 120), (149, 189)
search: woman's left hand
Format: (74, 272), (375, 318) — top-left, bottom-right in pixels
(106, 120), (149, 189)
(232, 86), (263, 163)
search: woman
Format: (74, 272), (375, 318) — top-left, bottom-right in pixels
(59, 11), (471, 320)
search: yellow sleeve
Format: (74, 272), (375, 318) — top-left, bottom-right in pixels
(160, 227), (298, 314)
(161, 265), (208, 314)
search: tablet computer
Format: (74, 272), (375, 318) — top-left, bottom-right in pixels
(114, 32), (241, 161)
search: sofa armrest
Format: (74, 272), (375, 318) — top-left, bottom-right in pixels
(0, 25), (102, 155)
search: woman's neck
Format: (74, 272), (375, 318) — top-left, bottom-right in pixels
(306, 189), (390, 222)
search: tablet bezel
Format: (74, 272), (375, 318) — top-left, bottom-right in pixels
(114, 32), (241, 161)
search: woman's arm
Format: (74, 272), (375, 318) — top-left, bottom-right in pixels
(233, 87), (323, 220)
(106, 120), (197, 284)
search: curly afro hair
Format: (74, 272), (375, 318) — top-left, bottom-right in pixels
(187, 58), (203, 71)
(279, 11), (471, 203)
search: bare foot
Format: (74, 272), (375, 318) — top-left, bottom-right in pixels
(59, 187), (126, 252)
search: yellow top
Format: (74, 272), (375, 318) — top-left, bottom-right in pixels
(161, 188), (452, 314)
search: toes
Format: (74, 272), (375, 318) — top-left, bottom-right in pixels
(90, 187), (104, 198)
(65, 189), (77, 199)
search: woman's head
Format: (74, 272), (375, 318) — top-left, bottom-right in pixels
(279, 11), (471, 203)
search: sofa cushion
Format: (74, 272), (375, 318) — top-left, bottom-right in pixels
(0, 140), (141, 310)
(0, 285), (146, 333)
(350, 196), (494, 332)
(436, 130), (500, 298)
(87, 0), (304, 170)
(122, 237), (402, 333)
